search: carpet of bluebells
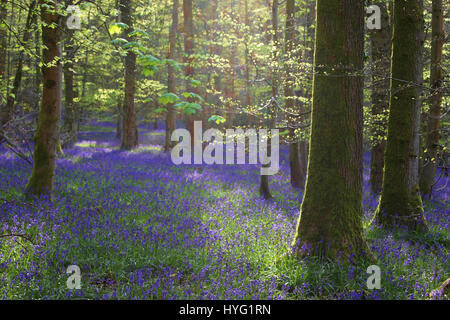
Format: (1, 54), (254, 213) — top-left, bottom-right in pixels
(0, 119), (448, 300)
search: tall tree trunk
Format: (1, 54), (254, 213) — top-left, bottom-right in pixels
(224, 0), (236, 129)
(285, 0), (305, 189)
(420, 0), (444, 196)
(33, 16), (41, 112)
(211, 0), (222, 108)
(1, 0), (37, 126)
(25, 0), (61, 196)
(260, 0), (278, 200)
(63, 26), (76, 147)
(292, 0), (370, 259)
(244, 0), (251, 107)
(0, 0), (7, 88)
(375, 0), (427, 231)
(183, 0), (195, 146)
(369, 1), (392, 194)
(120, 0), (138, 150)
(165, 0), (179, 151)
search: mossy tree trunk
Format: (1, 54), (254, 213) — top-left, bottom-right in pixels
(369, 1), (392, 194)
(25, 0), (62, 196)
(292, 0), (370, 259)
(120, 0), (138, 150)
(165, 0), (179, 151)
(420, 0), (444, 196)
(375, 0), (427, 231)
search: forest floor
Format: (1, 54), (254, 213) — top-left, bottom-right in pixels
(0, 119), (448, 299)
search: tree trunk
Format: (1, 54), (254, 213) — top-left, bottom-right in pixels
(375, 0), (427, 231)
(25, 0), (61, 196)
(369, 1), (392, 194)
(116, 102), (122, 139)
(183, 0), (195, 147)
(285, 0), (305, 189)
(0, 0), (7, 87)
(120, 0), (138, 150)
(292, 0), (370, 259)
(1, 0), (37, 126)
(260, 0), (278, 200)
(165, 0), (179, 151)
(244, 0), (251, 107)
(63, 25), (76, 147)
(420, 0), (444, 196)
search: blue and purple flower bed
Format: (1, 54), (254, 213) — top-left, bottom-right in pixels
(0, 120), (448, 300)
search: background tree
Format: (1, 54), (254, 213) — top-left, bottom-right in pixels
(375, 0), (428, 231)
(420, 0), (444, 196)
(164, 0), (179, 151)
(120, 0), (138, 150)
(369, 1), (392, 194)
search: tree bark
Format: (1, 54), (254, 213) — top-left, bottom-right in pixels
(285, 0), (305, 189)
(260, 0), (278, 200)
(63, 25), (76, 147)
(25, 0), (62, 196)
(1, 0), (37, 126)
(183, 0), (195, 147)
(120, 0), (138, 150)
(375, 0), (427, 231)
(369, 1), (392, 194)
(165, 0), (179, 151)
(420, 0), (444, 196)
(244, 0), (251, 107)
(292, 0), (370, 259)
(0, 0), (7, 87)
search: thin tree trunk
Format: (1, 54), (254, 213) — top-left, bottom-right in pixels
(260, 0), (278, 200)
(165, 0), (179, 151)
(0, 0), (7, 87)
(244, 0), (251, 107)
(26, 0), (61, 196)
(292, 0), (370, 259)
(370, 1), (392, 193)
(420, 0), (444, 196)
(285, 0), (305, 189)
(120, 0), (138, 150)
(1, 0), (37, 126)
(375, 0), (427, 231)
(183, 0), (195, 147)
(63, 26), (76, 147)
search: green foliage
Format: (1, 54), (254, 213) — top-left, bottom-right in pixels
(158, 93), (180, 105)
(208, 115), (226, 124)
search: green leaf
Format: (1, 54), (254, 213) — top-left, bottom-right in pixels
(153, 107), (166, 114)
(190, 79), (201, 88)
(158, 93), (180, 105)
(181, 91), (204, 102)
(110, 38), (128, 46)
(138, 54), (160, 67)
(109, 22), (129, 35)
(208, 115), (226, 124)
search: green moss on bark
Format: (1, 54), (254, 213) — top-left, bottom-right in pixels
(292, 0), (371, 261)
(375, 0), (427, 232)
